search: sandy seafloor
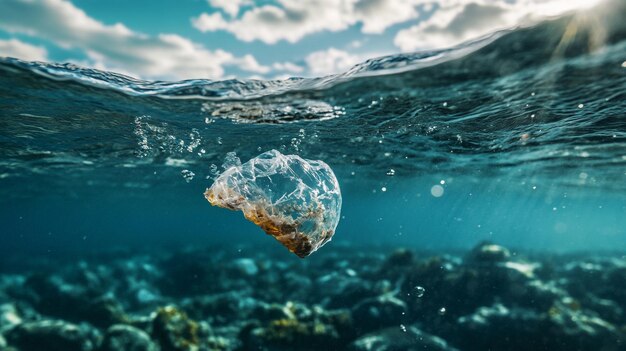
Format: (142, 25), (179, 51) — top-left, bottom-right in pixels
(0, 242), (624, 351)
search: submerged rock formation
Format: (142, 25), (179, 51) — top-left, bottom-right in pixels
(1, 242), (625, 350)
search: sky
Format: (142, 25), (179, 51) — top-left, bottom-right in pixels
(0, 0), (597, 81)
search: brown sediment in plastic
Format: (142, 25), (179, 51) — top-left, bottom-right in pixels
(204, 187), (327, 258)
(204, 187), (244, 210)
(244, 207), (313, 258)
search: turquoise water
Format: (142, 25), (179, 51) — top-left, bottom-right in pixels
(1, 2), (625, 254)
(1, 2), (626, 350)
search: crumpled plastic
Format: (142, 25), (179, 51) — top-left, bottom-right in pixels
(204, 150), (342, 258)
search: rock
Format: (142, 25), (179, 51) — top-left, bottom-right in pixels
(0, 303), (22, 332)
(454, 302), (622, 351)
(402, 256), (482, 320)
(124, 315), (154, 336)
(315, 271), (376, 309)
(454, 305), (540, 350)
(86, 296), (130, 328)
(5, 320), (97, 351)
(182, 291), (259, 325)
(99, 324), (158, 351)
(241, 302), (353, 350)
(403, 250), (554, 323)
(275, 270), (313, 300)
(110, 259), (164, 310)
(232, 258), (259, 276)
(601, 264), (626, 306)
(349, 325), (459, 351)
(466, 242), (511, 264)
(21, 273), (128, 328)
(2, 240), (626, 351)
(205, 150), (342, 258)
(383, 248), (415, 268)
(352, 293), (407, 333)
(135, 288), (161, 306)
(456, 303), (543, 345)
(579, 294), (624, 324)
(151, 305), (203, 351)
(547, 300), (620, 350)
(0, 275), (25, 303)
(251, 302), (296, 323)
(502, 278), (554, 311)
(376, 249), (416, 281)
(157, 251), (222, 297)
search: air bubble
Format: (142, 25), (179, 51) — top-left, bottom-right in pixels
(209, 164), (219, 176)
(181, 169), (195, 183)
(431, 185), (444, 197)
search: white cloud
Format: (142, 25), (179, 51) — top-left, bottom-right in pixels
(272, 61), (304, 73)
(394, 0), (601, 51)
(192, 12), (230, 32)
(193, 1), (353, 44)
(305, 48), (361, 76)
(349, 40), (364, 49)
(0, 38), (48, 61)
(394, 2), (508, 50)
(354, 0), (420, 33)
(1, 0), (599, 80)
(208, 0), (250, 17)
(193, 0), (599, 50)
(0, 0), (269, 80)
(233, 54), (271, 74)
(192, 0), (425, 44)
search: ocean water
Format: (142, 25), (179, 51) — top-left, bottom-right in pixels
(1, 1), (626, 350)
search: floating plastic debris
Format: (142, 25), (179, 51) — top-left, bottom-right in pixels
(204, 150), (342, 258)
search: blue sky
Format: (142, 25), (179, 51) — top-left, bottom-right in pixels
(0, 0), (595, 81)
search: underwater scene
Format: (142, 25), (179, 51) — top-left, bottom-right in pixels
(1, 0), (626, 350)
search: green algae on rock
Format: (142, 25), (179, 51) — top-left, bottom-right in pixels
(205, 150), (342, 258)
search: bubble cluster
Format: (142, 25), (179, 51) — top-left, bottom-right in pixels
(181, 169), (195, 183)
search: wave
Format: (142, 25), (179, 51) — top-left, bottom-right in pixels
(0, 0), (625, 194)
(0, 33), (498, 102)
(1, 0), (624, 102)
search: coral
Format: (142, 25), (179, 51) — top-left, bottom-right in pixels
(151, 305), (200, 351)
(242, 302), (353, 350)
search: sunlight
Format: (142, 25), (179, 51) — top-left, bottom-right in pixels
(534, 0), (603, 16)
